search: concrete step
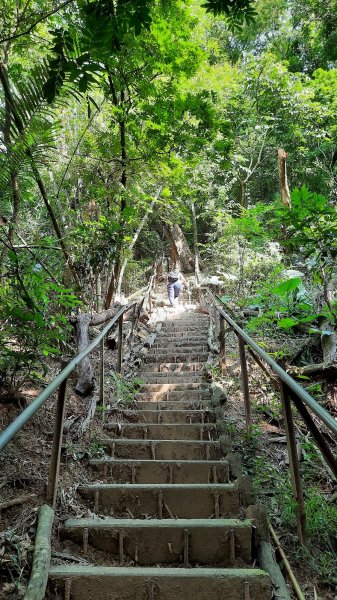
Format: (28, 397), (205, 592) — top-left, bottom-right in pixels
(140, 362), (205, 373)
(135, 389), (211, 402)
(139, 382), (207, 392)
(163, 316), (209, 323)
(136, 400), (212, 410)
(118, 409), (215, 424)
(163, 314), (209, 321)
(62, 518), (253, 566)
(157, 334), (207, 342)
(161, 325), (209, 333)
(79, 483), (239, 518)
(144, 352), (210, 364)
(154, 346), (209, 355)
(95, 439), (221, 460)
(89, 458), (229, 484)
(151, 336), (208, 352)
(48, 566), (272, 600)
(136, 371), (208, 385)
(162, 317), (209, 324)
(104, 423), (217, 441)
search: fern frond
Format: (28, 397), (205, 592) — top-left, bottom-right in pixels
(0, 63), (61, 194)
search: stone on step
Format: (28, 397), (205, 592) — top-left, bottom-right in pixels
(79, 483), (240, 518)
(62, 517), (253, 566)
(48, 566), (272, 600)
(89, 458), (229, 484)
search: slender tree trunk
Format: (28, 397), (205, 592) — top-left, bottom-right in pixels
(0, 62), (20, 270)
(104, 80), (128, 309)
(191, 201), (201, 284)
(115, 189), (161, 299)
(239, 178), (246, 208)
(321, 273), (337, 364)
(278, 148), (291, 208)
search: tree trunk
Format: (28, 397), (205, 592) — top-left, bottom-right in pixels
(74, 306), (132, 396)
(104, 79), (128, 309)
(115, 190), (161, 300)
(278, 148), (291, 208)
(191, 201), (201, 284)
(165, 223), (194, 272)
(321, 275), (337, 364)
(75, 314), (93, 396)
(0, 62), (20, 270)
(239, 178), (246, 208)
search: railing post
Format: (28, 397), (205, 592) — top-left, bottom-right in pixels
(129, 304), (137, 351)
(117, 314), (123, 374)
(219, 314), (226, 375)
(279, 380), (307, 546)
(238, 335), (252, 431)
(100, 338), (105, 420)
(213, 306), (219, 338)
(290, 393), (337, 479)
(46, 372), (67, 508)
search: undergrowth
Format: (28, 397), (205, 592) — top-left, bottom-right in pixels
(239, 424), (337, 586)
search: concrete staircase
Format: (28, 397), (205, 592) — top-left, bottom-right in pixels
(47, 311), (272, 599)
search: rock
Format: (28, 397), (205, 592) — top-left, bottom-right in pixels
(218, 435), (232, 456)
(210, 382), (227, 406)
(226, 452), (242, 478)
(238, 474), (256, 506)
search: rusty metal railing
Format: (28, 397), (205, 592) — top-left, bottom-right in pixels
(206, 289), (337, 546)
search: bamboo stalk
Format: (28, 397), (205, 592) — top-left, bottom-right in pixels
(269, 524), (305, 600)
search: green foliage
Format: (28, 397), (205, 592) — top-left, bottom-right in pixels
(0, 254), (80, 389)
(108, 372), (143, 407)
(202, 0), (257, 30)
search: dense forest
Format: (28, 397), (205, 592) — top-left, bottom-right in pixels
(1, 0), (337, 597)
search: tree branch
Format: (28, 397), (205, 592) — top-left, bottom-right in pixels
(0, 0), (76, 45)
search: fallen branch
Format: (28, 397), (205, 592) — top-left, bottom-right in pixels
(287, 361), (337, 376)
(0, 493), (36, 512)
(269, 523), (305, 600)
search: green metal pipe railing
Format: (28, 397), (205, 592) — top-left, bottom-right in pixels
(214, 297), (337, 438)
(0, 303), (134, 454)
(205, 288), (337, 546)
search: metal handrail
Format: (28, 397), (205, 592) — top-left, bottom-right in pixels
(0, 303), (135, 454)
(204, 287), (337, 547)
(214, 296), (337, 438)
